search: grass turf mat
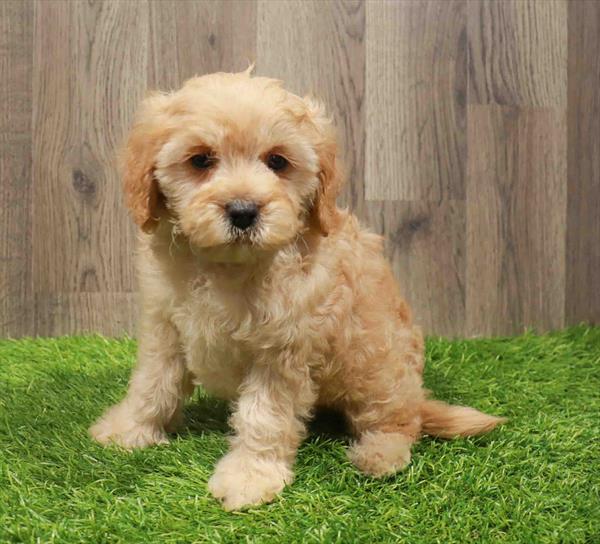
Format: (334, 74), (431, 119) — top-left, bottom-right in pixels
(1, 327), (599, 543)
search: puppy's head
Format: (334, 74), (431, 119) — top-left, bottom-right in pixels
(123, 70), (343, 262)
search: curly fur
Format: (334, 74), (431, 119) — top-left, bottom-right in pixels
(89, 70), (506, 510)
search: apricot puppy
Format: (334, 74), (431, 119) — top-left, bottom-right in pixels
(90, 70), (505, 510)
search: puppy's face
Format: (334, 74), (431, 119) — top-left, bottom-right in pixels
(123, 71), (342, 262)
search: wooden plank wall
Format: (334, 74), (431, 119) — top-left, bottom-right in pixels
(1, 0), (598, 338)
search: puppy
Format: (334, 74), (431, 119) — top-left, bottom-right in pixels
(90, 69), (505, 510)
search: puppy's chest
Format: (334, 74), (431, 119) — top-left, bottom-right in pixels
(169, 281), (295, 398)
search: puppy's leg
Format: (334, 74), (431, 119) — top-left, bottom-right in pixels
(346, 365), (425, 478)
(89, 315), (193, 450)
(208, 356), (315, 510)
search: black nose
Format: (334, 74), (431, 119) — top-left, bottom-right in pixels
(226, 200), (258, 230)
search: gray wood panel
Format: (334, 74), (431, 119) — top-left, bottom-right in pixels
(149, 0), (256, 90)
(468, 0), (567, 107)
(0, 0), (597, 338)
(31, 0), (147, 335)
(363, 0), (467, 336)
(566, 0), (600, 325)
(466, 0), (568, 336)
(34, 293), (136, 338)
(0, 1), (33, 337)
(367, 200), (466, 338)
(256, 0), (365, 210)
(365, 0), (466, 201)
(466, 105), (566, 336)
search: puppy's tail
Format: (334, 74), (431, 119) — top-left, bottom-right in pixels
(420, 399), (507, 439)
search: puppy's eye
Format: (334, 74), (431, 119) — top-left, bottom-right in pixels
(190, 154), (216, 170)
(266, 154), (289, 172)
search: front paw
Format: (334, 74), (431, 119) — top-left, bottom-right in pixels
(89, 402), (169, 450)
(208, 450), (293, 511)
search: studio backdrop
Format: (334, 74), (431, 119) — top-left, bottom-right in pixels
(1, 0), (599, 338)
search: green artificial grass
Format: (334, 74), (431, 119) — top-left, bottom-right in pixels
(1, 327), (599, 543)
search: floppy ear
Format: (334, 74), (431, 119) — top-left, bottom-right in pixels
(122, 95), (171, 233)
(314, 139), (343, 236)
(306, 98), (344, 236)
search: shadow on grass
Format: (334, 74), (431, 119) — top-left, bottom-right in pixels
(181, 395), (351, 443)
(307, 407), (351, 442)
(181, 395), (230, 435)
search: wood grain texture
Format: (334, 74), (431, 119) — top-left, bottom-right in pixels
(566, 0), (600, 324)
(34, 292), (137, 337)
(468, 0), (567, 106)
(367, 200), (465, 338)
(466, 105), (566, 336)
(0, 1), (33, 337)
(256, 0), (365, 210)
(363, 0), (466, 336)
(149, 0), (256, 90)
(1, 0), (597, 338)
(365, 0), (466, 201)
(32, 0), (148, 336)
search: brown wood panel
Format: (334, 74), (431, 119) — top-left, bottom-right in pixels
(466, 105), (566, 336)
(256, 0), (365, 210)
(365, 0), (466, 201)
(148, 0), (256, 90)
(468, 0), (567, 107)
(0, 0), (33, 337)
(566, 0), (600, 325)
(31, 0), (148, 336)
(366, 200), (465, 338)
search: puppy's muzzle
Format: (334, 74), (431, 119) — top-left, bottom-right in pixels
(226, 200), (259, 231)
